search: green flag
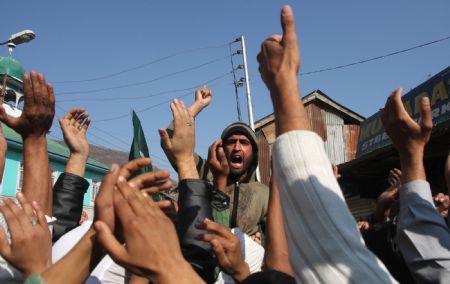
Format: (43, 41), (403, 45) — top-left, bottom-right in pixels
(129, 110), (152, 174)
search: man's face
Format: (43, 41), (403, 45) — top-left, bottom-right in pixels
(222, 134), (254, 177)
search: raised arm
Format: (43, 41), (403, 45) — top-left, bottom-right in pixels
(159, 99), (198, 180)
(161, 87), (211, 172)
(160, 99), (219, 282)
(381, 88), (450, 283)
(374, 168), (401, 223)
(264, 174), (293, 276)
(39, 160), (173, 284)
(0, 71), (55, 215)
(51, 108), (91, 241)
(95, 169), (203, 284)
(257, 5), (395, 283)
(188, 86), (212, 118)
(59, 108), (91, 176)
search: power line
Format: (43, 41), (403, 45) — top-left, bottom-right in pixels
(57, 55), (231, 95)
(54, 104), (129, 151)
(56, 75), (230, 103)
(54, 104), (175, 169)
(93, 71), (233, 123)
(53, 42), (231, 84)
(299, 35), (450, 76)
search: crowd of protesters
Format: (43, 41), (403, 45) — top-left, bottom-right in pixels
(0, 5), (448, 284)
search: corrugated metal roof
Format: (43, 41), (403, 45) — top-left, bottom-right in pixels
(256, 130), (270, 186)
(344, 125), (359, 161)
(324, 110), (345, 164)
(305, 103), (327, 141)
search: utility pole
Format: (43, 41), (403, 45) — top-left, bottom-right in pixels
(239, 35), (255, 131)
(232, 35), (260, 181)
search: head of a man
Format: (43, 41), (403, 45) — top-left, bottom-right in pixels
(221, 122), (258, 181)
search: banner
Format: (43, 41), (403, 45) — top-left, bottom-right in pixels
(357, 66), (450, 158)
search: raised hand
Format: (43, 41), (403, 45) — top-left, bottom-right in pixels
(159, 99), (198, 180)
(94, 175), (202, 283)
(95, 158), (173, 235)
(257, 5), (299, 91)
(0, 71), (54, 139)
(189, 85), (212, 118)
(434, 193), (449, 218)
(59, 108), (90, 157)
(0, 193), (51, 277)
(381, 88), (432, 182)
(388, 168), (402, 188)
(257, 5), (310, 135)
(207, 139), (229, 192)
(195, 218), (250, 282)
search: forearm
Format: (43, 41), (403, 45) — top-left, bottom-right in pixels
(269, 77), (310, 136)
(65, 153), (88, 177)
(177, 158), (199, 180)
(22, 136), (52, 215)
(213, 175), (227, 193)
(273, 131), (395, 283)
(264, 177), (293, 276)
(41, 227), (104, 284)
(399, 151), (426, 184)
(52, 173), (89, 242)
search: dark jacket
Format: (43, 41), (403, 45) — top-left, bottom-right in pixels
(177, 179), (229, 283)
(52, 172), (89, 242)
(163, 121), (269, 236)
(202, 122), (268, 235)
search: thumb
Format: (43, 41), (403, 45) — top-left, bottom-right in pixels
(419, 96), (433, 131)
(280, 5), (297, 46)
(94, 221), (129, 264)
(158, 128), (171, 150)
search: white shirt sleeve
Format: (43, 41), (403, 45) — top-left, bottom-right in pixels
(273, 130), (397, 283)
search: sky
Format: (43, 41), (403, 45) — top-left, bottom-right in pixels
(1, 0), (449, 177)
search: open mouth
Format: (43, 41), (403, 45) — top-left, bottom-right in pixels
(230, 155), (243, 168)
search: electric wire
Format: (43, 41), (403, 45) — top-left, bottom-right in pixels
(299, 35), (450, 76)
(57, 72), (231, 103)
(53, 42), (231, 84)
(93, 71), (233, 123)
(53, 105), (172, 168)
(57, 55), (231, 95)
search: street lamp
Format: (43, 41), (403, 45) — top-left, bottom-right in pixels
(0, 30), (35, 54)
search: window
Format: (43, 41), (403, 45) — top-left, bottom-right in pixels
(91, 180), (101, 202)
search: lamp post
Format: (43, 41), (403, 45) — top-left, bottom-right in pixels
(0, 30), (35, 55)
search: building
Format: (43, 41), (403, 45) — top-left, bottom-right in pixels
(254, 89), (364, 186)
(0, 56), (109, 219)
(340, 66), (450, 204)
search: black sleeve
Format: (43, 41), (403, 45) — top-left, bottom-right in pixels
(177, 179), (216, 283)
(52, 172), (89, 242)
